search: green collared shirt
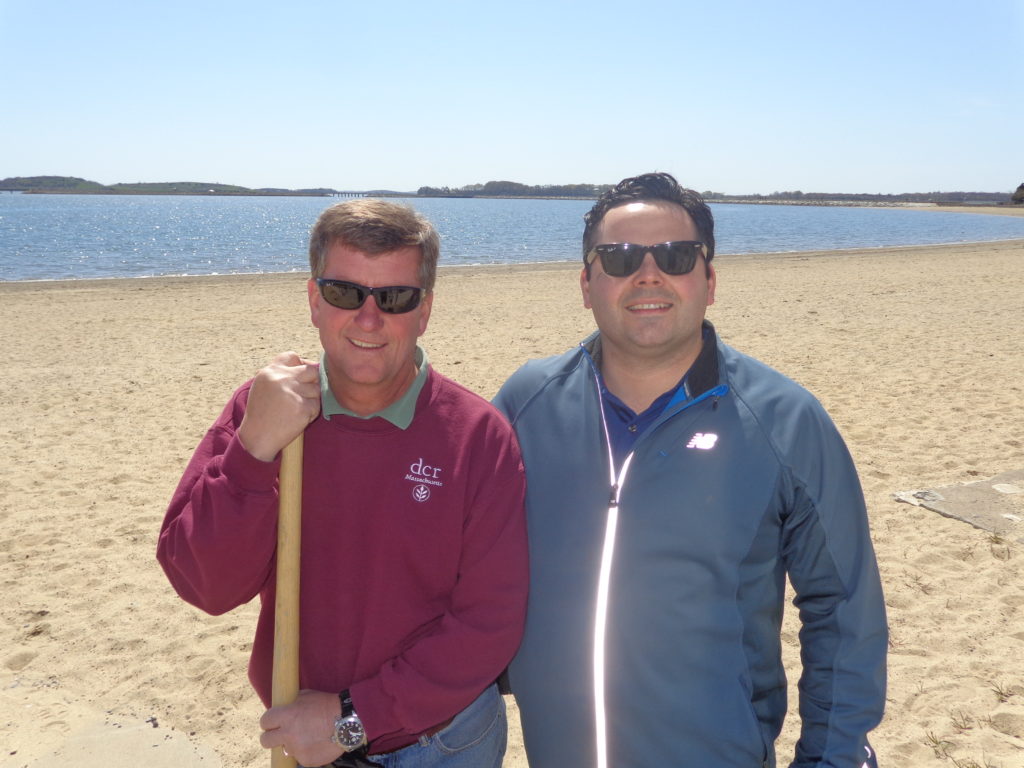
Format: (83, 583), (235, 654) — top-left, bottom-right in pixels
(319, 346), (429, 430)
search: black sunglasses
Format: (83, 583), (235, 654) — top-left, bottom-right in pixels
(316, 278), (423, 314)
(586, 240), (707, 277)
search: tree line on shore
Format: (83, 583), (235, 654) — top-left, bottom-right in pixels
(705, 189), (1014, 204)
(416, 180), (608, 198)
(419, 180), (1018, 204)
(2, 175), (1021, 204)
(0, 176), (337, 196)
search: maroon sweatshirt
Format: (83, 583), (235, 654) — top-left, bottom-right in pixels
(157, 368), (528, 753)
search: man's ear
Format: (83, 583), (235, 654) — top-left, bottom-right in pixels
(308, 279), (321, 328)
(417, 291), (433, 337)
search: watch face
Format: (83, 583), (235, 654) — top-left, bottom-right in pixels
(336, 716), (366, 749)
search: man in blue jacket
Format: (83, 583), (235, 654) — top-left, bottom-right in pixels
(493, 172), (887, 768)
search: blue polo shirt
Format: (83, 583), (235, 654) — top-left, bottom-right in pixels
(600, 377), (686, 467)
(599, 328), (711, 466)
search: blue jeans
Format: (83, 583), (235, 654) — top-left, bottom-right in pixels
(321, 684), (506, 768)
(371, 684), (507, 768)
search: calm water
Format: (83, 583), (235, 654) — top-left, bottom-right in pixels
(3, 193), (1024, 282)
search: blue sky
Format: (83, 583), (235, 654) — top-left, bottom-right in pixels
(2, 0), (1021, 194)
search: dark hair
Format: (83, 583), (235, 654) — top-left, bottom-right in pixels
(308, 199), (440, 291)
(582, 172), (716, 265)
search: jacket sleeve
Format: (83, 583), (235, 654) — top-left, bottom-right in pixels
(779, 403), (887, 768)
(351, 432), (529, 746)
(491, 372), (521, 423)
(156, 383), (282, 615)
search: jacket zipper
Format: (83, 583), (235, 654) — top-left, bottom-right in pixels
(583, 348), (728, 768)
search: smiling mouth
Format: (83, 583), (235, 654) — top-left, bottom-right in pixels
(350, 338), (385, 349)
(628, 302), (672, 311)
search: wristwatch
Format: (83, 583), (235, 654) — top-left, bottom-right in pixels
(331, 689), (367, 752)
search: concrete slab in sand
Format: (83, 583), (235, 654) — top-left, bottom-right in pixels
(0, 676), (222, 768)
(894, 468), (1024, 544)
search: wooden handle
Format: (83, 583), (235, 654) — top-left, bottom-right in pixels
(271, 435), (303, 768)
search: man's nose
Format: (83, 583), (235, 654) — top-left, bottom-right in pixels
(633, 251), (664, 282)
(354, 297), (385, 328)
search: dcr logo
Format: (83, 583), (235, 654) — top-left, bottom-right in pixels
(412, 484), (431, 502)
(410, 458), (443, 479)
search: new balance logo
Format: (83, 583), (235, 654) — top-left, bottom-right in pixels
(686, 432), (718, 450)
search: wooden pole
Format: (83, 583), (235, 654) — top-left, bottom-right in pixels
(271, 435), (303, 768)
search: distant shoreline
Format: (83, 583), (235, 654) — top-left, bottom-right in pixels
(2, 175), (1017, 208)
(7, 189), (335, 197)
(5, 189), (1023, 214)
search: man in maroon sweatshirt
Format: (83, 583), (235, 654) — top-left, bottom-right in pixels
(158, 199), (528, 768)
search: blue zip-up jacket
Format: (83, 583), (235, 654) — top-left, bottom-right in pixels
(493, 323), (886, 768)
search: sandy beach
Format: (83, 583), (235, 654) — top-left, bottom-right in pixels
(926, 205), (1024, 217)
(2, 238), (1023, 767)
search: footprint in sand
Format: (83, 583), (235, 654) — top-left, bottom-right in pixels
(5, 650), (37, 671)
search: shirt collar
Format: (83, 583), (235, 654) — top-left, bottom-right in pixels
(319, 346), (429, 429)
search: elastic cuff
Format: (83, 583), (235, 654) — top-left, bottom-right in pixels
(221, 432), (281, 493)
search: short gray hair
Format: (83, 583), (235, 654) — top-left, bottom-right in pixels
(308, 199), (440, 291)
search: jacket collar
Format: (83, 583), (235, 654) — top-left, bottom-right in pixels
(687, 320), (721, 399)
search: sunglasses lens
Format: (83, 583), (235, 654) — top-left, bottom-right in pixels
(319, 280), (366, 309)
(317, 280), (422, 314)
(595, 244), (644, 277)
(654, 242), (700, 275)
(376, 287), (421, 314)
